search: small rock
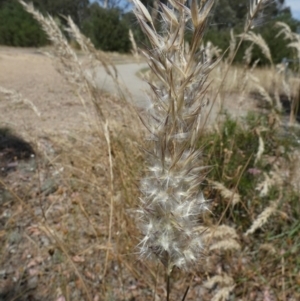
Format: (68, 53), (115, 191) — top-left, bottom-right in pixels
(0, 270), (6, 278)
(34, 207), (43, 216)
(6, 266), (14, 275)
(27, 275), (38, 289)
(40, 236), (50, 247)
(41, 178), (58, 195)
(8, 231), (22, 244)
(0, 190), (13, 203)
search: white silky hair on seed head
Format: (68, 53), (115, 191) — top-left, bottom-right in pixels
(134, 0), (215, 272)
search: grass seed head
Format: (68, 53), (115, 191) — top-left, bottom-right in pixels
(134, 0), (215, 272)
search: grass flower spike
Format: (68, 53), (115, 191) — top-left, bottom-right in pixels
(134, 0), (215, 273)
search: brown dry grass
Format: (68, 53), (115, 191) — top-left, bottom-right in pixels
(0, 45), (148, 300)
(0, 45), (183, 299)
(1, 43), (300, 301)
(1, 3), (300, 299)
(210, 62), (300, 99)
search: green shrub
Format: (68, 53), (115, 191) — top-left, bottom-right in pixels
(0, 0), (48, 47)
(123, 11), (150, 49)
(82, 4), (131, 53)
(200, 112), (300, 228)
(30, 0), (89, 29)
(202, 14), (299, 65)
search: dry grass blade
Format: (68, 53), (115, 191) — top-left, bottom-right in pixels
(276, 21), (295, 40)
(132, 0), (155, 28)
(19, 0), (134, 122)
(37, 224), (93, 301)
(211, 285), (236, 301)
(203, 225), (239, 240)
(160, 2), (179, 27)
(209, 239), (241, 251)
(248, 0), (270, 28)
(3, 0), (298, 300)
(254, 133), (264, 165)
(276, 21), (300, 60)
(243, 43), (254, 66)
(205, 41), (222, 64)
(190, 0), (199, 27)
(19, 1), (82, 85)
(0, 86), (41, 117)
(256, 165), (284, 197)
(102, 121), (115, 277)
(129, 29), (139, 59)
(65, 16), (118, 80)
(250, 0), (263, 16)
(242, 32), (273, 65)
(203, 274), (234, 289)
(210, 181), (241, 205)
(198, 0), (215, 25)
(245, 196), (281, 235)
(227, 29), (236, 63)
(287, 41), (300, 61)
(249, 73), (283, 112)
(65, 16), (139, 121)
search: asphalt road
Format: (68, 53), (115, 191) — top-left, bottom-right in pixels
(91, 62), (149, 108)
(90, 62), (226, 126)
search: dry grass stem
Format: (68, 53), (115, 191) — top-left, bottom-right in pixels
(103, 121), (115, 277)
(242, 32), (273, 65)
(129, 29), (139, 60)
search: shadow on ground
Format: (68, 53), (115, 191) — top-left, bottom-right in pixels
(0, 128), (35, 176)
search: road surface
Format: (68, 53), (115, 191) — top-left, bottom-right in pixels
(90, 61), (258, 128)
(91, 62), (149, 108)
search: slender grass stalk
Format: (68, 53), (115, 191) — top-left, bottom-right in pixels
(166, 273), (170, 301)
(103, 121), (115, 278)
(181, 285), (190, 301)
(0, 86), (41, 117)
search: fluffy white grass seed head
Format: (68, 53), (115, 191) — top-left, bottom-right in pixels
(133, 0), (215, 273)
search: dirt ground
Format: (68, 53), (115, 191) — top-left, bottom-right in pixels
(0, 47), (138, 301)
(0, 46), (259, 135)
(0, 47), (91, 136)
